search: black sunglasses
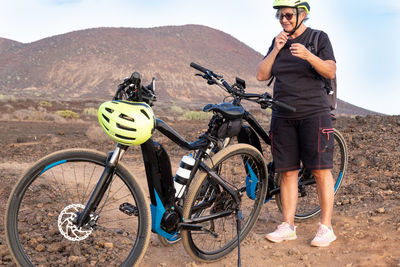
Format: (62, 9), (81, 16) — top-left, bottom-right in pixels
(276, 12), (296, 21)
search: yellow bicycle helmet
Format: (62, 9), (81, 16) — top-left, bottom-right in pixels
(273, 0), (310, 13)
(98, 100), (155, 146)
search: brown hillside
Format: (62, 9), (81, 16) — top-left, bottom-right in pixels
(0, 25), (376, 115)
(0, 25), (264, 101)
(0, 38), (23, 52)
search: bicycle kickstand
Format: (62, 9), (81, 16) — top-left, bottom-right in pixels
(236, 209), (243, 267)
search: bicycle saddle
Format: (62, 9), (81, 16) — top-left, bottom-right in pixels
(203, 103), (244, 120)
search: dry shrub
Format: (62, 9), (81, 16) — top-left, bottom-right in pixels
(56, 110), (79, 119)
(10, 107), (61, 121)
(83, 107), (98, 116)
(53, 116), (67, 123)
(85, 124), (110, 143)
(0, 94), (16, 102)
(183, 110), (212, 120)
(171, 105), (184, 114)
(3, 103), (14, 111)
(30, 110), (47, 121)
(13, 109), (31, 120)
(39, 101), (52, 107)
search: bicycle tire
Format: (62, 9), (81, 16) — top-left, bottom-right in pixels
(181, 144), (267, 262)
(158, 234), (181, 246)
(275, 128), (348, 221)
(6, 148), (151, 267)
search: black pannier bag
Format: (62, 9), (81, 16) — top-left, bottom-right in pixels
(217, 119), (242, 139)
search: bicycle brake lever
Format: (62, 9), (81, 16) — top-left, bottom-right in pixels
(262, 92), (272, 99)
(195, 73), (212, 81)
(260, 99), (273, 109)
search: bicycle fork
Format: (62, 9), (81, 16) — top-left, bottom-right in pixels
(74, 144), (127, 228)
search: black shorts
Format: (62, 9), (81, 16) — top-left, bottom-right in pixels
(270, 114), (334, 172)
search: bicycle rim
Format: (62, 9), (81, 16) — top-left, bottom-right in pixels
(6, 149), (150, 267)
(182, 144), (267, 262)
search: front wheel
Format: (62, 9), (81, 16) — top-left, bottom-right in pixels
(275, 128), (348, 221)
(6, 148), (151, 267)
(181, 144), (267, 262)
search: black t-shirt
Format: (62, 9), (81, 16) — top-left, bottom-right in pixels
(266, 27), (336, 119)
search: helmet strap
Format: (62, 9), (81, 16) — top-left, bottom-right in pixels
(285, 7), (304, 37)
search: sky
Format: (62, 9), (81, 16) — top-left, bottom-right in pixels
(0, 0), (399, 115)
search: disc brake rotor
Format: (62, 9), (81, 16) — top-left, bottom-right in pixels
(58, 204), (94, 241)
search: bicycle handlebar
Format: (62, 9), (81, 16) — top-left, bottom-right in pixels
(190, 62), (296, 113)
(190, 62), (234, 93)
(190, 62), (208, 74)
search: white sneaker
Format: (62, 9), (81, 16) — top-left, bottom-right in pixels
(311, 224), (337, 247)
(265, 222), (297, 243)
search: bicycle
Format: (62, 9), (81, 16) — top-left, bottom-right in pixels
(5, 63), (347, 267)
(189, 62), (348, 221)
(5, 69), (284, 266)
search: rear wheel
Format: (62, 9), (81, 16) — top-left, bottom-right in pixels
(6, 148), (151, 267)
(275, 128), (348, 221)
(181, 144), (267, 262)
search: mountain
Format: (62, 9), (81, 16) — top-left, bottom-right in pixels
(0, 37), (24, 52)
(0, 25), (377, 115)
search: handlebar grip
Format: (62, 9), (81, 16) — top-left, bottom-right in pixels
(275, 100), (296, 112)
(190, 62), (208, 73)
(222, 80), (232, 91)
(130, 72), (141, 87)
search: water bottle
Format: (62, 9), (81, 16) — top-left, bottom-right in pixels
(174, 154), (195, 198)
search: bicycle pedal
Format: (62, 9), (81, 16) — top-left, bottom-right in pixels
(119, 202), (138, 216)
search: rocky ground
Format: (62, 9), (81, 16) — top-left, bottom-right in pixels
(0, 102), (399, 266)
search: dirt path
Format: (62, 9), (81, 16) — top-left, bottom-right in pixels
(0, 115), (399, 266)
(140, 206), (400, 267)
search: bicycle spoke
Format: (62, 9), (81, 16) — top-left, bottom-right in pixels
(182, 145), (266, 261)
